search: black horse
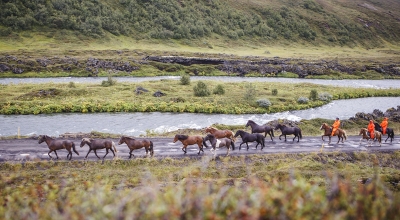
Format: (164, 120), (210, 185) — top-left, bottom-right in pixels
(374, 122), (394, 143)
(274, 124), (302, 142)
(245, 120), (274, 141)
(234, 130), (265, 150)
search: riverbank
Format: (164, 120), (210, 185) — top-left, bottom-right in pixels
(1, 79), (400, 115)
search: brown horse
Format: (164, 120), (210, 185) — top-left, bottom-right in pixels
(38, 135), (79, 160)
(80, 138), (117, 159)
(320, 123), (347, 144)
(118, 136), (154, 158)
(359, 128), (382, 147)
(173, 134), (204, 155)
(205, 127), (235, 141)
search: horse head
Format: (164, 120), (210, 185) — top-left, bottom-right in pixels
(118, 136), (127, 145)
(320, 123), (328, 130)
(245, 120), (254, 127)
(80, 138), (92, 148)
(234, 130), (243, 138)
(359, 128), (367, 136)
(274, 124), (283, 130)
(38, 135), (48, 144)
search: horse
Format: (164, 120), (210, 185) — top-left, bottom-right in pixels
(203, 134), (235, 156)
(205, 127), (235, 141)
(359, 128), (382, 147)
(320, 123), (347, 144)
(374, 122), (395, 143)
(118, 136), (154, 158)
(234, 130), (265, 150)
(274, 124), (302, 142)
(38, 135), (79, 160)
(245, 120), (274, 141)
(173, 134), (204, 155)
(80, 138), (117, 159)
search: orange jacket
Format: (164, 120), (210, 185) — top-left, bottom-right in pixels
(380, 118), (388, 134)
(368, 121), (375, 138)
(331, 120), (340, 136)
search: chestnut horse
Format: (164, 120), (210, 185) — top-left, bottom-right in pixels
(245, 120), (274, 141)
(173, 134), (204, 155)
(38, 135), (79, 160)
(234, 130), (265, 150)
(359, 128), (382, 147)
(205, 127), (235, 141)
(320, 123), (347, 144)
(118, 136), (154, 158)
(203, 134), (235, 156)
(80, 138), (117, 159)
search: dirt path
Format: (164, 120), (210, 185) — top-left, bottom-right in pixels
(0, 135), (398, 162)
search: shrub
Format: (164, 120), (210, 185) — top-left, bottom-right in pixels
(319, 92), (333, 101)
(244, 83), (256, 101)
(256, 99), (272, 108)
(180, 74), (190, 85)
(272, 88), (278, 96)
(68, 81), (76, 88)
(193, 81), (210, 97)
(309, 89), (318, 101)
(213, 84), (225, 95)
(297, 97), (309, 104)
(101, 76), (117, 87)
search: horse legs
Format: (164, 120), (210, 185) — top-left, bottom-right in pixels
(239, 142), (244, 150)
(279, 134), (283, 140)
(246, 142), (250, 150)
(110, 148), (116, 157)
(103, 149), (109, 159)
(48, 150), (54, 159)
(129, 149), (134, 159)
(66, 150), (72, 160)
(94, 149), (101, 159)
(54, 150), (60, 159)
(182, 145), (187, 154)
(85, 149), (92, 159)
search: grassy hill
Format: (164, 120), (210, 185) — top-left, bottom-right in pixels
(1, 0), (400, 54)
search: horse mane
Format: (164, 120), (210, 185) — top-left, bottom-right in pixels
(122, 136), (135, 140)
(176, 134), (188, 140)
(81, 137), (91, 142)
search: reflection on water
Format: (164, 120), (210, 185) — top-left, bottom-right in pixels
(1, 97), (398, 137)
(1, 76), (400, 89)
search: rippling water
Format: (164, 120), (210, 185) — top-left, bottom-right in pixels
(1, 76), (400, 89)
(1, 97), (398, 137)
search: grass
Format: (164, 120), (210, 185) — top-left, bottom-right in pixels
(1, 80), (399, 115)
(1, 152), (400, 218)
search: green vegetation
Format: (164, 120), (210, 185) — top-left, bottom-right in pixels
(1, 152), (400, 218)
(1, 80), (399, 115)
(193, 81), (211, 97)
(1, 0), (400, 48)
(180, 74), (191, 85)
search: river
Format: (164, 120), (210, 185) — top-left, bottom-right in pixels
(1, 97), (398, 137)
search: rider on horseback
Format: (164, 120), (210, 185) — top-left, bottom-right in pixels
(380, 117), (388, 135)
(331, 117), (340, 137)
(368, 120), (375, 139)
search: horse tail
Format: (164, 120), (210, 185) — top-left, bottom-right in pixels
(230, 132), (236, 142)
(299, 129), (302, 139)
(271, 129), (275, 137)
(231, 141), (235, 151)
(202, 137), (209, 148)
(72, 142), (79, 155)
(343, 130), (347, 140)
(112, 141), (118, 153)
(150, 141), (154, 156)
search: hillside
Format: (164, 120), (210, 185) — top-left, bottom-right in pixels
(1, 0), (400, 49)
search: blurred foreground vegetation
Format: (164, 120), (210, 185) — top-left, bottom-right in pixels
(1, 152), (400, 219)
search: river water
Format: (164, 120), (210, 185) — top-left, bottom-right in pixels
(1, 97), (398, 137)
(1, 76), (400, 89)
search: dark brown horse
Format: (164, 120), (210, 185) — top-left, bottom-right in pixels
(245, 120), (274, 141)
(118, 136), (154, 158)
(173, 134), (204, 155)
(320, 123), (347, 144)
(234, 130), (265, 150)
(205, 127), (235, 141)
(80, 138), (117, 159)
(38, 135), (79, 160)
(203, 134), (235, 156)
(359, 128), (382, 147)
(274, 124), (302, 142)
(374, 122), (395, 143)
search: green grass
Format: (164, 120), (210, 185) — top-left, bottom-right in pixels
(1, 80), (399, 115)
(1, 152), (400, 218)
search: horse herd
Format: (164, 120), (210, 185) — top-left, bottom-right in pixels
(37, 120), (395, 160)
